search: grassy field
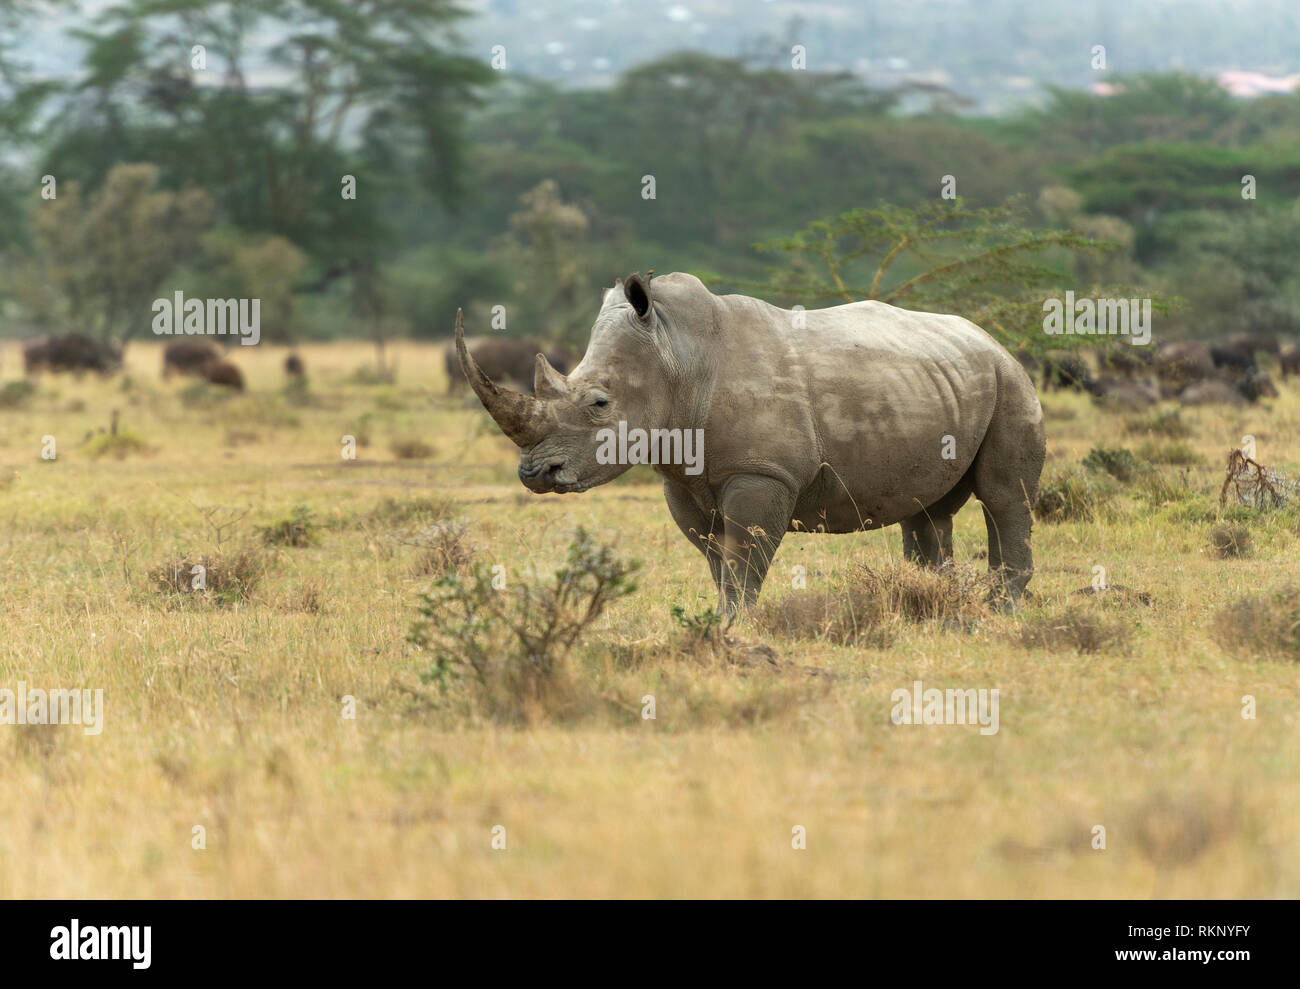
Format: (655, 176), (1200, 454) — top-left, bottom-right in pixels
(0, 338), (1297, 899)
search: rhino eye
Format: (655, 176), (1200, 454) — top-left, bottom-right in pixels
(591, 398), (609, 408)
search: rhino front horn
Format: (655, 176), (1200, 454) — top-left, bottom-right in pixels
(455, 309), (552, 449)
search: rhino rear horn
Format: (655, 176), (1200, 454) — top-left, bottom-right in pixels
(455, 309), (552, 448)
(533, 354), (568, 400)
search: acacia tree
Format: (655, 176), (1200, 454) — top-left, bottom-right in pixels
(15, 0), (492, 277)
(17, 163), (213, 343)
(191, 229), (308, 344)
(500, 180), (591, 348)
(726, 196), (1160, 355)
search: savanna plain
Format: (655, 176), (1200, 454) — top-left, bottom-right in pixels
(0, 338), (1297, 898)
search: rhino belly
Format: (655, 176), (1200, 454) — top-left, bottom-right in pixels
(790, 344), (997, 532)
(791, 448), (978, 534)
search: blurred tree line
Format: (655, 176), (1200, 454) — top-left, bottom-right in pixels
(3, 0), (1300, 348)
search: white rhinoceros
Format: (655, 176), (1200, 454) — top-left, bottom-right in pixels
(457, 271), (1045, 613)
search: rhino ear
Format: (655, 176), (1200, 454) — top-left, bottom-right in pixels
(624, 271), (652, 321)
(534, 353), (568, 400)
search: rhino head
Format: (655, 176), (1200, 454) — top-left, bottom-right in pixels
(457, 273), (680, 494)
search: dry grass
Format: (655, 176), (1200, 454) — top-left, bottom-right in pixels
(1209, 521), (1252, 558)
(1213, 585), (1300, 660)
(0, 339), (1299, 898)
(1011, 607), (1133, 654)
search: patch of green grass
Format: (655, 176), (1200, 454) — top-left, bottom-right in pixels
(1034, 468), (1115, 523)
(1082, 446), (1146, 483)
(1136, 438), (1202, 466)
(0, 379), (37, 408)
(82, 428), (153, 459)
(257, 505), (320, 547)
(1125, 407), (1191, 438)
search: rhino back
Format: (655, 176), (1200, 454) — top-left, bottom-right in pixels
(698, 295), (1026, 527)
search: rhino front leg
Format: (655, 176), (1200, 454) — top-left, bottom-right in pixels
(663, 479), (724, 593)
(718, 474), (797, 614)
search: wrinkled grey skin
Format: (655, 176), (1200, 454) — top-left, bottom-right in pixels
(457, 271), (1046, 614)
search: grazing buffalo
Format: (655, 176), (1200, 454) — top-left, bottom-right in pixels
(200, 359), (244, 391)
(1179, 380), (1246, 407)
(456, 272), (1045, 613)
(1155, 340), (1214, 395)
(1277, 341), (1300, 378)
(1238, 368), (1279, 402)
(1041, 354), (1102, 395)
(1211, 332), (1279, 373)
(163, 340), (221, 378)
(1098, 344), (1154, 379)
(1178, 368), (1276, 406)
(24, 334), (121, 376)
(285, 353), (306, 378)
(444, 336), (575, 395)
(1092, 377), (1159, 408)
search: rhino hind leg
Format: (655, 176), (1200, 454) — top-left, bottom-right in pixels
(970, 400), (1046, 610)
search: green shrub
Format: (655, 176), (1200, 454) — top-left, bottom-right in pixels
(82, 429), (153, 459)
(409, 529), (640, 723)
(1082, 446), (1145, 483)
(1034, 468), (1114, 523)
(257, 505), (320, 547)
(0, 380), (37, 408)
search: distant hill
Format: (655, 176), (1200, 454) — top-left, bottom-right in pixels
(19, 0), (1300, 112)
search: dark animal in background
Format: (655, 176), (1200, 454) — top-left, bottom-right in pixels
(163, 340), (221, 378)
(284, 353), (306, 378)
(1179, 380), (1246, 407)
(1041, 354), (1102, 396)
(1229, 331), (1279, 358)
(1238, 368), (1279, 402)
(200, 359), (244, 391)
(1013, 348), (1041, 376)
(1098, 344), (1154, 379)
(1179, 369), (1276, 406)
(1211, 332), (1279, 372)
(1154, 340), (1214, 396)
(445, 336), (575, 395)
(1279, 341), (1300, 378)
(1091, 377), (1159, 408)
(24, 334), (121, 376)
(1210, 344), (1257, 375)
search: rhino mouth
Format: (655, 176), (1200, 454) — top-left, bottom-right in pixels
(518, 457), (583, 494)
